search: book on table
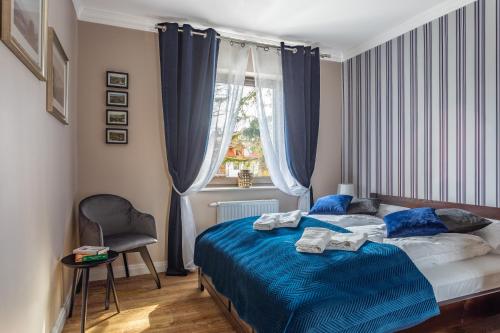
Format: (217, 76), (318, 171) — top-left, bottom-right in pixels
(73, 245), (109, 255)
(75, 253), (109, 263)
(73, 246), (109, 262)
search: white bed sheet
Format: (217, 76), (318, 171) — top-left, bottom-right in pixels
(310, 212), (500, 303)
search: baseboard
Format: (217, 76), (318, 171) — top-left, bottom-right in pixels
(89, 260), (167, 281)
(51, 292), (72, 333)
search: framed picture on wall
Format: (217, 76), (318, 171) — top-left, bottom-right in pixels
(106, 90), (128, 107)
(107, 71), (128, 88)
(1, 0), (47, 80)
(46, 27), (69, 124)
(106, 128), (128, 144)
(106, 109), (128, 126)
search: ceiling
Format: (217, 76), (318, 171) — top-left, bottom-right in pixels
(73, 0), (476, 61)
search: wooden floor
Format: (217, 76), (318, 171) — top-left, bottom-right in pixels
(63, 272), (500, 333)
(63, 272), (235, 333)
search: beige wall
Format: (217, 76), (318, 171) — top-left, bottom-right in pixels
(312, 60), (343, 199)
(0, 1), (78, 332)
(77, 22), (170, 273)
(77, 22), (342, 273)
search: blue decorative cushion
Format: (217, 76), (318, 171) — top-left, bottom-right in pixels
(309, 195), (353, 215)
(384, 207), (448, 238)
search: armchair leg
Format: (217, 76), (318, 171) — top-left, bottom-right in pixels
(139, 246), (161, 289)
(122, 253), (130, 278)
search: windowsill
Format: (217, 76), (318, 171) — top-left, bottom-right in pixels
(200, 185), (278, 192)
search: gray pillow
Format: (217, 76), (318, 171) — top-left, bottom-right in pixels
(347, 198), (380, 215)
(435, 208), (491, 233)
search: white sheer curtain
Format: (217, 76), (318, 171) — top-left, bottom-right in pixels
(251, 46), (310, 211)
(178, 41), (249, 270)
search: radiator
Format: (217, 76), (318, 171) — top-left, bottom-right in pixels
(210, 199), (279, 224)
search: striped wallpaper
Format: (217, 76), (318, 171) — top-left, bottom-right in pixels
(341, 0), (500, 206)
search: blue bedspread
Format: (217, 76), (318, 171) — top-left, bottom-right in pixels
(194, 217), (439, 333)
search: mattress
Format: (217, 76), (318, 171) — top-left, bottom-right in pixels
(420, 253), (500, 303)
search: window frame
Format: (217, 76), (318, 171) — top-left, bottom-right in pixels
(208, 74), (273, 187)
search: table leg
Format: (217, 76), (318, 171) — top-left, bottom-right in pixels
(80, 268), (90, 333)
(76, 271), (82, 294)
(106, 263), (120, 313)
(104, 270), (110, 310)
(68, 268), (79, 318)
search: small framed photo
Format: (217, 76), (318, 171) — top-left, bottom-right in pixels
(107, 71), (128, 88)
(106, 90), (128, 107)
(106, 109), (128, 126)
(46, 27), (69, 124)
(106, 128), (128, 144)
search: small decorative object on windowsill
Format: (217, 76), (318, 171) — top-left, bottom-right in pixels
(337, 183), (356, 197)
(238, 169), (253, 188)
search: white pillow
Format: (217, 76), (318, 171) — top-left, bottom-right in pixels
(473, 222), (500, 254)
(309, 214), (385, 228)
(375, 204), (409, 218)
(346, 224), (387, 243)
(383, 233), (492, 268)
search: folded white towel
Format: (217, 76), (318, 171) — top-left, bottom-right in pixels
(326, 231), (368, 252)
(276, 210), (302, 228)
(253, 214), (279, 230)
(295, 227), (332, 253)
(253, 210), (303, 230)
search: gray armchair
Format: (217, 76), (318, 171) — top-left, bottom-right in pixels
(79, 194), (161, 289)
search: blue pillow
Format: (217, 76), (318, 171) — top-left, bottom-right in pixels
(384, 207), (448, 238)
(309, 195), (353, 215)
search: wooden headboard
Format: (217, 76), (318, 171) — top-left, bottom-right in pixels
(370, 193), (500, 220)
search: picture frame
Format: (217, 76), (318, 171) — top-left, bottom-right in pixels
(106, 90), (128, 107)
(1, 0), (47, 80)
(106, 128), (128, 144)
(106, 109), (128, 126)
(46, 27), (69, 124)
(107, 71), (128, 89)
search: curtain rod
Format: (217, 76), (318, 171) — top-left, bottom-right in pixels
(154, 24), (331, 59)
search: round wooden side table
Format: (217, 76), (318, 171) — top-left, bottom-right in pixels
(61, 250), (120, 333)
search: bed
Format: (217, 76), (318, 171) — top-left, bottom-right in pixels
(195, 194), (500, 332)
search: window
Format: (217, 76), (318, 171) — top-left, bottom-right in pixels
(209, 76), (272, 186)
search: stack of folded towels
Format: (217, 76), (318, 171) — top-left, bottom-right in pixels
(295, 227), (368, 254)
(253, 210), (302, 230)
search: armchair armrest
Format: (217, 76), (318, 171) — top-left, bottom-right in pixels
(131, 208), (157, 240)
(78, 214), (104, 246)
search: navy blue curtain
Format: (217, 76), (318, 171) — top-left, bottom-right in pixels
(280, 43), (320, 204)
(158, 23), (219, 276)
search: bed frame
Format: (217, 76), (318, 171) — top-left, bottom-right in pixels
(198, 193), (500, 332)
